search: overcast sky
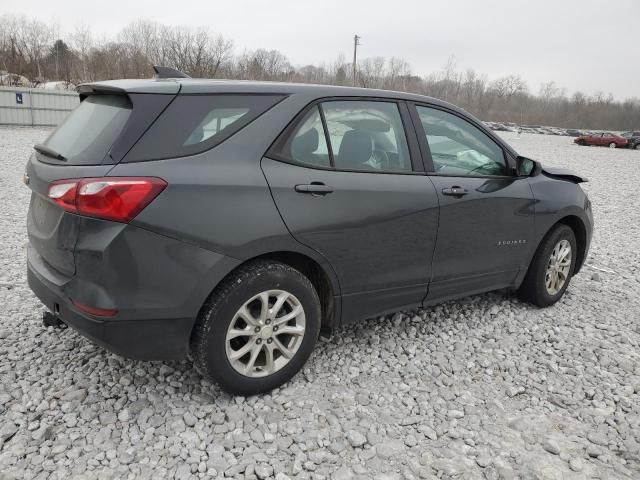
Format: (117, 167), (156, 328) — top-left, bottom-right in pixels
(7, 0), (639, 99)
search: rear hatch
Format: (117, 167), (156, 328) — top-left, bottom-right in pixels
(26, 86), (177, 278)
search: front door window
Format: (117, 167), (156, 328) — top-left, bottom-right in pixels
(416, 106), (507, 176)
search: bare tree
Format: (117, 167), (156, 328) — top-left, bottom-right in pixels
(492, 75), (527, 98)
(1, 14), (638, 130)
(69, 24), (93, 82)
(21, 17), (52, 80)
(209, 35), (233, 78)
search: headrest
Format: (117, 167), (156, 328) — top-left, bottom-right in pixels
(338, 130), (373, 166)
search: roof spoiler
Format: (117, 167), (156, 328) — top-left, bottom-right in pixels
(153, 65), (191, 79)
(76, 83), (127, 100)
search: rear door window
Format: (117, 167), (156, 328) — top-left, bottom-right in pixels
(322, 101), (412, 172)
(40, 95), (131, 165)
(126, 94), (284, 162)
(270, 100), (413, 172)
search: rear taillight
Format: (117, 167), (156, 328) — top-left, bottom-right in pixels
(48, 177), (167, 223)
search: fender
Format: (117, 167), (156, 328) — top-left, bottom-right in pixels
(515, 175), (593, 287)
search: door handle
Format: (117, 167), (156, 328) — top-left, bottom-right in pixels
(442, 186), (468, 197)
(295, 183), (334, 196)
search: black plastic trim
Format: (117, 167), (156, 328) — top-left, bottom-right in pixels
(107, 91), (179, 164)
(398, 101), (424, 172)
(317, 105), (335, 168)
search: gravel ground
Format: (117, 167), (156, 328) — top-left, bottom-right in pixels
(1, 126), (639, 480)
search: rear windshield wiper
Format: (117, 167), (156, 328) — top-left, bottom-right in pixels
(33, 144), (67, 161)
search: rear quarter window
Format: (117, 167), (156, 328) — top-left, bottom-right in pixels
(125, 94), (285, 162)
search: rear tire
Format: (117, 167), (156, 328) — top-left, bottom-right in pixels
(609, 142), (617, 148)
(191, 260), (321, 395)
(518, 224), (577, 307)
(635, 144), (640, 150)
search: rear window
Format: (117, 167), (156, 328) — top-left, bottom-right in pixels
(41, 95), (131, 165)
(125, 94), (284, 162)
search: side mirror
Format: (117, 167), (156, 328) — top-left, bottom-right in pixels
(516, 156), (541, 177)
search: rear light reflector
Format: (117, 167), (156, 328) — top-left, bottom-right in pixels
(71, 300), (117, 317)
(48, 177), (167, 223)
(48, 181), (78, 211)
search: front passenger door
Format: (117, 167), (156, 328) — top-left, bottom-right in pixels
(412, 104), (536, 302)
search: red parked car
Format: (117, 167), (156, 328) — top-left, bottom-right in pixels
(574, 132), (629, 148)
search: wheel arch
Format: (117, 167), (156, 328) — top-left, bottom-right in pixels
(192, 249), (340, 340)
(556, 215), (588, 273)
(533, 215), (587, 275)
(252, 251), (339, 330)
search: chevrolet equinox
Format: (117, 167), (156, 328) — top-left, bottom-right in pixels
(26, 66), (593, 395)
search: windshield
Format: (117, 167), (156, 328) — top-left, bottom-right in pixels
(41, 95), (131, 165)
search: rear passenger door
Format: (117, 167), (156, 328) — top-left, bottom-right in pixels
(262, 99), (439, 323)
(410, 104), (536, 302)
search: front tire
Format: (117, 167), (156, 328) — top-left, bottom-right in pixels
(635, 144), (640, 150)
(609, 142), (617, 148)
(191, 260), (321, 395)
(518, 224), (577, 307)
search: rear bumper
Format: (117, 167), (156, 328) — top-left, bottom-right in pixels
(26, 219), (242, 360)
(28, 261), (193, 360)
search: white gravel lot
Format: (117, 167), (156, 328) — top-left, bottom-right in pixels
(0, 126), (639, 480)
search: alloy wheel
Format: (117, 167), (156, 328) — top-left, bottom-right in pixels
(225, 290), (306, 377)
(545, 239), (572, 295)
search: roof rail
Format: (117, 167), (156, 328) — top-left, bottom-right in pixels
(152, 65), (191, 79)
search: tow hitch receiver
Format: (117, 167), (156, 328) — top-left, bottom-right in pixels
(42, 311), (67, 329)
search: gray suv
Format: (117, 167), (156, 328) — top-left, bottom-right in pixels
(26, 67), (593, 395)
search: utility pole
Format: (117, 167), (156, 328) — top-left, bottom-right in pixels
(55, 41), (59, 80)
(352, 34), (360, 86)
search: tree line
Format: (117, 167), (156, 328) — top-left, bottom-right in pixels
(1, 14), (638, 130)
